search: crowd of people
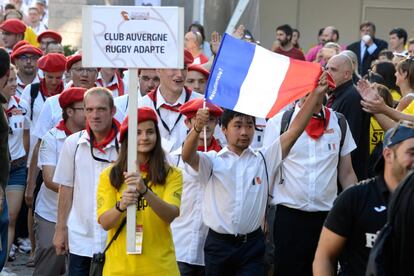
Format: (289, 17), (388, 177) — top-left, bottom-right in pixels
(0, 2), (414, 276)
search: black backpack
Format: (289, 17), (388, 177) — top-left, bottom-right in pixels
(29, 83), (43, 121)
(366, 170), (414, 276)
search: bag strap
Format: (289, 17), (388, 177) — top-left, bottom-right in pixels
(280, 108), (295, 136)
(103, 217), (126, 254)
(30, 83), (40, 121)
(334, 111), (347, 153)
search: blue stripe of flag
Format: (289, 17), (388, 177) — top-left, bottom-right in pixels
(205, 34), (256, 109)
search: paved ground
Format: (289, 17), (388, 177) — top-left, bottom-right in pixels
(0, 252), (34, 276)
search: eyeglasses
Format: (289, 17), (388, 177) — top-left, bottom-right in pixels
(71, 67), (97, 74)
(18, 55), (40, 62)
(1, 32), (15, 36)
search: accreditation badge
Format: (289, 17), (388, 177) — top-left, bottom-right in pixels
(135, 224), (143, 254)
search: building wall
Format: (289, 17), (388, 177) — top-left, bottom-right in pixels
(49, 0), (414, 52)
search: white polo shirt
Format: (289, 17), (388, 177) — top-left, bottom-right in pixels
(53, 130), (118, 257)
(7, 96), (29, 161)
(169, 148), (208, 266)
(96, 72), (127, 98)
(15, 75), (40, 97)
(113, 94), (143, 124)
(197, 139), (282, 235)
(139, 87), (202, 152)
(263, 106), (357, 211)
(35, 127), (66, 223)
(32, 94), (62, 140)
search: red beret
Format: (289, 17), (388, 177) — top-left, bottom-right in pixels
(58, 87), (87, 109)
(0, 19), (26, 34)
(66, 54), (82, 71)
(37, 53), (67, 73)
(179, 98), (223, 119)
(184, 49), (194, 66)
(188, 64), (209, 79)
(119, 107), (158, 143)
(11, 45), (43, 63)
(37, 30), (62, 44)
(12, 40), (29, 52)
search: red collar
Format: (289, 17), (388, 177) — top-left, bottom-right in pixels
(40, 78), (64, 98)
(197, 136), (222, 152)
(56, 120), (72, 136)
(96, 71), (125, 96)
(86, 119), (120, 153)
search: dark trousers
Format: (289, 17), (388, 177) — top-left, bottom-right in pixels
(0, 199), (9, 271)
(273, 205), (328, 276)
(178, 261), (205, 276)
(204, 228), (265, 276)
(68, 253), (91, 276)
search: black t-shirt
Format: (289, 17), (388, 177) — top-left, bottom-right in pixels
(329, 80), (370, 180)
(324, 176), (390, 276)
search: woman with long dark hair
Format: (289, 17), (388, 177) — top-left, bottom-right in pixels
(97, 107), (182, 276)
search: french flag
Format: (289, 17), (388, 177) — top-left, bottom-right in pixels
(205, 34), (332, 118)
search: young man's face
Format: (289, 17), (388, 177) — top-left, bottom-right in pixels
(222, 115), (255, 152)
(185, 71), (207, 94)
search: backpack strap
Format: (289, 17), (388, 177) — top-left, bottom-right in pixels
(334, 111), (347, 153)
(280, 108), (295, 136)
(30, 83), (40, 121)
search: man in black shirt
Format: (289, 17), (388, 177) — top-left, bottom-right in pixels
(326, 54), (370, 180)
(313, 122), (414, 276)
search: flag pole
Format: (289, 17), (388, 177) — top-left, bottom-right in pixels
(126, 68), (139, 254)
(203, 99), (207, 152)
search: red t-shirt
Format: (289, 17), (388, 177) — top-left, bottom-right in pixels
(274, 47), (305, 61)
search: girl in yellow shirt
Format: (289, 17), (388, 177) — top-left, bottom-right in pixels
(97, 107), (182, 276)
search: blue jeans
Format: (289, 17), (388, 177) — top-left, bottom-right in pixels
(68, 253), (91, 276)
(0, 198), (9, 271)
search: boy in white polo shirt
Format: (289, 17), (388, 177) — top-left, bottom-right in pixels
(182, 73), (329, 275)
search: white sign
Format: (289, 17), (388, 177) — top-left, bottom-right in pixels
(82, 6), (184, 68)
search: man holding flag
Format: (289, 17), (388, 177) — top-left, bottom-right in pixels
(182, 69), (330, 274)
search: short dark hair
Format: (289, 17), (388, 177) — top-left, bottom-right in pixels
(221, 109), (255, 128)
(360, 21), (376, 33)
(389, 28), (408, 44)
(276, 24), (293, 38)
(188, 23), (205, 42)
(0, 48), (10, 79)
(378, 49), (394, 60)
(4, 3), (16, 10)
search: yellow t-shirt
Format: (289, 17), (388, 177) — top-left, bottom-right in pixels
(97, 165), (183, 276)
(402, 100), (414, 115)
(369, 90), (403, 153)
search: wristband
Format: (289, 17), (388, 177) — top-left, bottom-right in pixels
(115, 201), (126, 212)
(194, 125), (202, 133)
